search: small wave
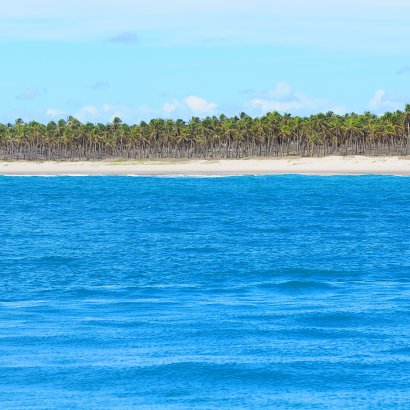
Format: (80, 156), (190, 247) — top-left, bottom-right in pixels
(381, 346), (410, 355)
(258, 280), (334, 292)
(277, 280), (333, 290)
(279, 267), (355, 279)
(299, 311), (370, 327)
(6, 255), (75, 265)
(181, 246), (219, 253)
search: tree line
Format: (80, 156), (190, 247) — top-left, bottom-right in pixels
(1, 106), (410, 160)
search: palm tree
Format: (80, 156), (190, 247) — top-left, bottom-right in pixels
(0, 106), (410, 159)
(403, 105), (410, 155)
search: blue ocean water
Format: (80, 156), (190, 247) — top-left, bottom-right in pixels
(0, 175), (409, 409)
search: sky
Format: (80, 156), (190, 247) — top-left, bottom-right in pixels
(1, 0), (410, 123)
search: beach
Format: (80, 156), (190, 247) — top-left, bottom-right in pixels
(0, 156), (409, 176)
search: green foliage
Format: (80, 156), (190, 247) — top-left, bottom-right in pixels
(0, 106), (409, 159)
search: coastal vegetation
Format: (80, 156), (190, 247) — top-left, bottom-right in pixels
(1, 106), (410, 160)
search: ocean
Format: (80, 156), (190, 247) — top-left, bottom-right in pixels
(0, 175), (409, 409)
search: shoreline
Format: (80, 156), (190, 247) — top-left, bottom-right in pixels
(0, 156), (409, 176)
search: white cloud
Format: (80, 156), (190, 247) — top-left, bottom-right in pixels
(162, 96), (218, 117)
(163, 101), (179, 116)
(76, 105), (98, 121)
(82, 105), (98, 115)
(248, 99), (301, 112)
(46, 108), (64, 118)
(368, 89), (403, 113)
(369, 90), (385, 109)
(246, 82), (334, 114)
(265, 82), (293, 99)
(184, 96), (217, 114)
(43, 103), (155, 123)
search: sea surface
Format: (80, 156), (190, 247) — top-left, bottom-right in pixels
(0, 175), (409, 409)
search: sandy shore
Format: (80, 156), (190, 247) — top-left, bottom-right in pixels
(0, 156), (409, 176)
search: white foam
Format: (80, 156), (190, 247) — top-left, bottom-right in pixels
(135, 174), (243, 178)
(1, 174), (99, 177)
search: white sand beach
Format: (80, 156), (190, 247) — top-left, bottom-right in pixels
(0, 156), (409, 176)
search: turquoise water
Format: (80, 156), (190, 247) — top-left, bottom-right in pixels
(0, 175), (409, 409)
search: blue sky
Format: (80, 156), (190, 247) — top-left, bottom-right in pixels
(1, 0), (410, 123)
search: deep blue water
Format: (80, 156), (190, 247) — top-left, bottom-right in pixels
(0, 175), (409, 409)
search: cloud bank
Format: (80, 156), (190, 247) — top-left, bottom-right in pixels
(1, 0), (410, 53)
(245, 82), (343, 115)
(163, 96), (218, 117)
(368, 90), (403, 113)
